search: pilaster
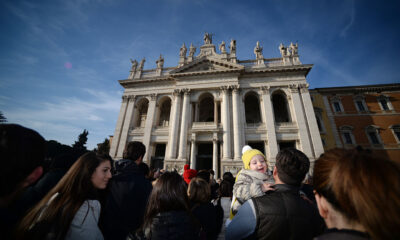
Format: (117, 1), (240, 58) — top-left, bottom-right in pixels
(143, 94), (157, 163)
(221, 86), (232, 160)
(116, 95), (136, 158)
(190, 133), (197, 169)
(289, 84), (313, 158)
(213, 133), (219, 177)
(299, 84), (324, 158)
(110, 95), (129, 158)
(177, 89), (191, 160)
(166, 90), (182, 159)
(232, 85), (242, 160)
(260, 86), (278, 163)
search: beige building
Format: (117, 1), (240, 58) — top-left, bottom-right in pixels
(110, 34), (324, 177)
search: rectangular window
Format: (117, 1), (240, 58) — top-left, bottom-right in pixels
(394, 130), (400, 142)
(343, 132), (352, 144)
(380, 99), (389, 110)
(316, 117), (322, 131)
(334, 102), (342, 112)
(356, 101), (365, 111)
(368, 132), (380, 144)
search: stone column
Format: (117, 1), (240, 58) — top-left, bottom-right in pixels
(166, 90), (182, 159)
(300, 84), (324, 158)
(190, 133), (197, 169)
(143, 94), (157, 163)
(260, 86), (279, 163)
(220, 86), (232, 160)
(110, 95), (129, 158)
(289, 84), (313, 157)
(213, 133), (219, 177)
(116, 95), (137, 158)
(178, 89), (190, 160)
(232, 85), (242, 160)
(214, 100), (218, 124)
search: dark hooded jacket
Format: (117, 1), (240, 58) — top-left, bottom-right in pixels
(100, 159), (152, 240)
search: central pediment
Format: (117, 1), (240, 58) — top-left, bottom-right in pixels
(170, 56), (244, 76)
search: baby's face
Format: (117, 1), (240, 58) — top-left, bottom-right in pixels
(249, 155), (267, 173)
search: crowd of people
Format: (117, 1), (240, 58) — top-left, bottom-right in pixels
(1, 123), (400, 240)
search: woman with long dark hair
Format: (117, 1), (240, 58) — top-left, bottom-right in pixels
(18, 152), (112, 240)
(313, 148), (400, 240)
(140, 171), (199, 240)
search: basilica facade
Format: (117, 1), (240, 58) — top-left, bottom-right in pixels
(109, 34), (324, 177)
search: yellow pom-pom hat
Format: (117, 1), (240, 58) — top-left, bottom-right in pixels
(241, 145), (266, 169)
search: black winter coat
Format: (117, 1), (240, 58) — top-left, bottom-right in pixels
(145, 211), (200, 240)
(252, 184), (325, 240)
(191, 202), (223, 240)
(100, 160), (152, 240)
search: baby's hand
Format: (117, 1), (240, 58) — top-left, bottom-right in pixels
(261, 182), (275, 192)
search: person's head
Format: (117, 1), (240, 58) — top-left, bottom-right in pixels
(143, 171), (189, 230)
(218, 180), (233, 198)
(0, 124), (45, 202)
(242, 145), (267, 172)
(223, 172), (234, 184)
(123, 141), (146, 163)
(274, 148), (309, 186)
(196, 170), (211, 184)
(188, 177), (211, 204)
(138, 162), (150, 178)
(19, 152), (112, 239)
(313, 148), (400, 240)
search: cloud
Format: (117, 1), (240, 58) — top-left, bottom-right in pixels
(5, 89), (121, 148)
(340, 0), (355, 37)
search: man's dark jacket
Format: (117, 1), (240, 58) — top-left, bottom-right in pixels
(252, 184), (325, 240)
(145, 210), (200, 240)
(100, 159), (152, 240)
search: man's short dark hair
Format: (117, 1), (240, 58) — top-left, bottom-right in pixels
(197, 170), (211, 184)
(123, 141), (146, 161)
(275, 148), (310, 186)
(0, 124), (46, 197)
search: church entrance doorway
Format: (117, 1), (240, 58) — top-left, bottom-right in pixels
(151, 144), (165, 170)
(248, 141), (265, 155)
(196, 143), (213, 171)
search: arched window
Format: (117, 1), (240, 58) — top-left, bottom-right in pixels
(339, 126), (355, 145)
(136, 98), (149, 128)
(390, 125), (400, 143)
(353, 95), (368, 112)
(244, 92), (261, 124)
(158, 98), (171, 127)
(198, 94), (214, 122)
(365, 125), (382, 145)
(272, 91), (290, 123)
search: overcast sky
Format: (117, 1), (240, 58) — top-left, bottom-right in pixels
(1, 0), (399, 149)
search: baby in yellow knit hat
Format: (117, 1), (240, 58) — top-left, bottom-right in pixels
(230, 145), (275, 217)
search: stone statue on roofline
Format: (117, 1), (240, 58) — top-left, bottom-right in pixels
(230, 39), (236, 54)
(130, 59), (138, 72)
(219, 41), (226, 53)
(290, 42), (298, 56)
(279, 43), (286, 57)
(179, 43), (187, 57)
(156, 54), (164, 69)
(139, 58), (145, 71)
(189, 43), (196, 57)
(254, 41), (264, 60)
(203, 32), (212, 44)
